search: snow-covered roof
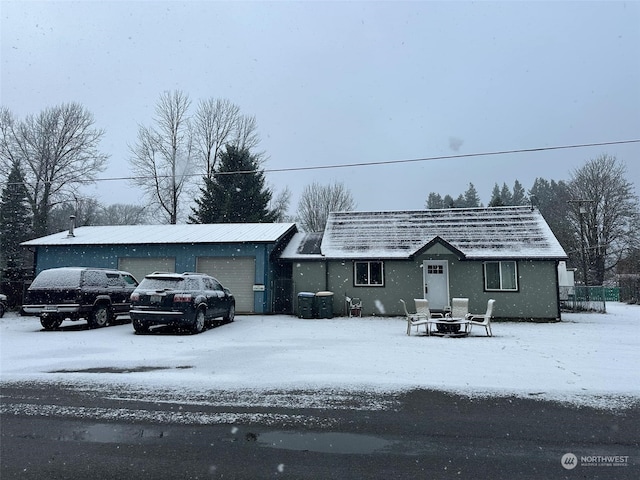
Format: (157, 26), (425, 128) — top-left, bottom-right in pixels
(280, 232), (324, 259)
(284, 207), (567, 260)
(22, 223), (297, 246)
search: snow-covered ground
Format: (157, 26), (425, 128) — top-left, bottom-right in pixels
(1, 303), (638, 410)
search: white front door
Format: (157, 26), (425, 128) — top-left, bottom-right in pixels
(423, 260), (450, 310)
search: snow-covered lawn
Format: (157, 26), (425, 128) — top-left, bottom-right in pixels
(1, 303), (638, 410)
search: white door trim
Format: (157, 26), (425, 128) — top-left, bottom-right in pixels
(423, 260), (450, 310)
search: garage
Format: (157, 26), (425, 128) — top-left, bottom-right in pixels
(197, 257), (256, 313)
(118, 257), (176, 284)
(22, 223), (297, 315)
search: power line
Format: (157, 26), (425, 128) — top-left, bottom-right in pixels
(5, 139), (640, 185)
(94, 138), (640, 182)
(262, 139), (640, 174)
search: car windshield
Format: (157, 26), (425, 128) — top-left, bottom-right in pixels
(30, 269), (82, 289)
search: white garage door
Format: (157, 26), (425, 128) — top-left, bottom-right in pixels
(118, 257), (176, 284)
(197, 257), (255, 313)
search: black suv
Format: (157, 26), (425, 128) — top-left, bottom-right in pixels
(0, 293), (7, 318)
(22, 267), (139, 330)
(129, 272), (235, 334)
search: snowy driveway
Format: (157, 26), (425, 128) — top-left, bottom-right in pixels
(1, 302), (638, 410)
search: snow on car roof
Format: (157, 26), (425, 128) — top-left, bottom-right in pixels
(284, 206), (567, 260)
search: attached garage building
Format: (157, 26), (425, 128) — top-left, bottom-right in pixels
(22, 223), (297, 314)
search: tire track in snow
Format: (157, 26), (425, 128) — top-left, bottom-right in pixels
(0, 402), (338, 427)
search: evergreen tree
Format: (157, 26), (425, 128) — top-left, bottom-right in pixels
(0, 162), (32, 284)
(425, 192), (444, 209)
(500, 183), (513, 205)
(462, 183), (481, 208)
(529, 177), (576, 262)
(443, 194), (456, 208)
(488, 183), (504, 207)
(189, 145), (276, 223)
(512, 180), (528, 205)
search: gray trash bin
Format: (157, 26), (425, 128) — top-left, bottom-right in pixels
(297, 292), (315, 319)
(315, 291), (334, 318)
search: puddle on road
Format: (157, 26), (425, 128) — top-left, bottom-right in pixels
(58, 423), (167, 443)
(258, 431), (394, 454)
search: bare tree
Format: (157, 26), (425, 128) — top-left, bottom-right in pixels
(48, 196), (102, 232)
(297, 181), (356, 232)
(192, 98), (240, 180)
(191, 99), (265, 181)
(269, 186), (292, 222)
(129, 90), (193, 224)
(0, 104), (108, 236)
(49, 200), (148, 229)
(233, 114), (261, 152)
(567, 155), (639, 285)
(98, 204), (148, 225)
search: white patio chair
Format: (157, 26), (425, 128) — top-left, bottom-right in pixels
(450, 297), (470, 333)
(414, 298), (445, 335)
(345, 296), (362, 317)
(401, 299), (430, 336)
(468, 299), (496, 337)
(417, 298), (460, 335)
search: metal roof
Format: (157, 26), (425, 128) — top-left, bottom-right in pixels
(282, 207), (567, 260)
(22, 223), (297, 246)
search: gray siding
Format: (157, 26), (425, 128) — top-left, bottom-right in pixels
(290, 252), (561, 320)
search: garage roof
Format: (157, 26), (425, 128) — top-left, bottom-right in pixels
(22, 223), (297, 246)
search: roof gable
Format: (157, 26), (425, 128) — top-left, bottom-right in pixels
(320, 206), (567, 260)
(416, 236), (465, 258)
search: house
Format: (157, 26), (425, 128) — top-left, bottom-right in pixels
(21, 206), (568, 320)
(280, 206), (568, 321)
(21, 222), (297, 314)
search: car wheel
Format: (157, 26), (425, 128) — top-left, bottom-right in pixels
(191, 308), (205, 334)
(89, 305), (110, 328)
(40, 315), (62, 330)
(0, 302), (5, 318)
(133, 319), (149, 334)
(223, 304), (235, 323)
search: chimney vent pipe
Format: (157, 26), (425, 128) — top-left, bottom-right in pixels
(67, 215), (76, 237)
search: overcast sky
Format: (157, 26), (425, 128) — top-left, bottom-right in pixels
(2, 1), (639, 217)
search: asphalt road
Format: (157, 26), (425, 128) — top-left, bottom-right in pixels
(1, 382), (638, 480)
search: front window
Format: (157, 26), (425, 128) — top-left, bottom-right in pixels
(354, 261), (384, 286)
(484, 261), (518, 291)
